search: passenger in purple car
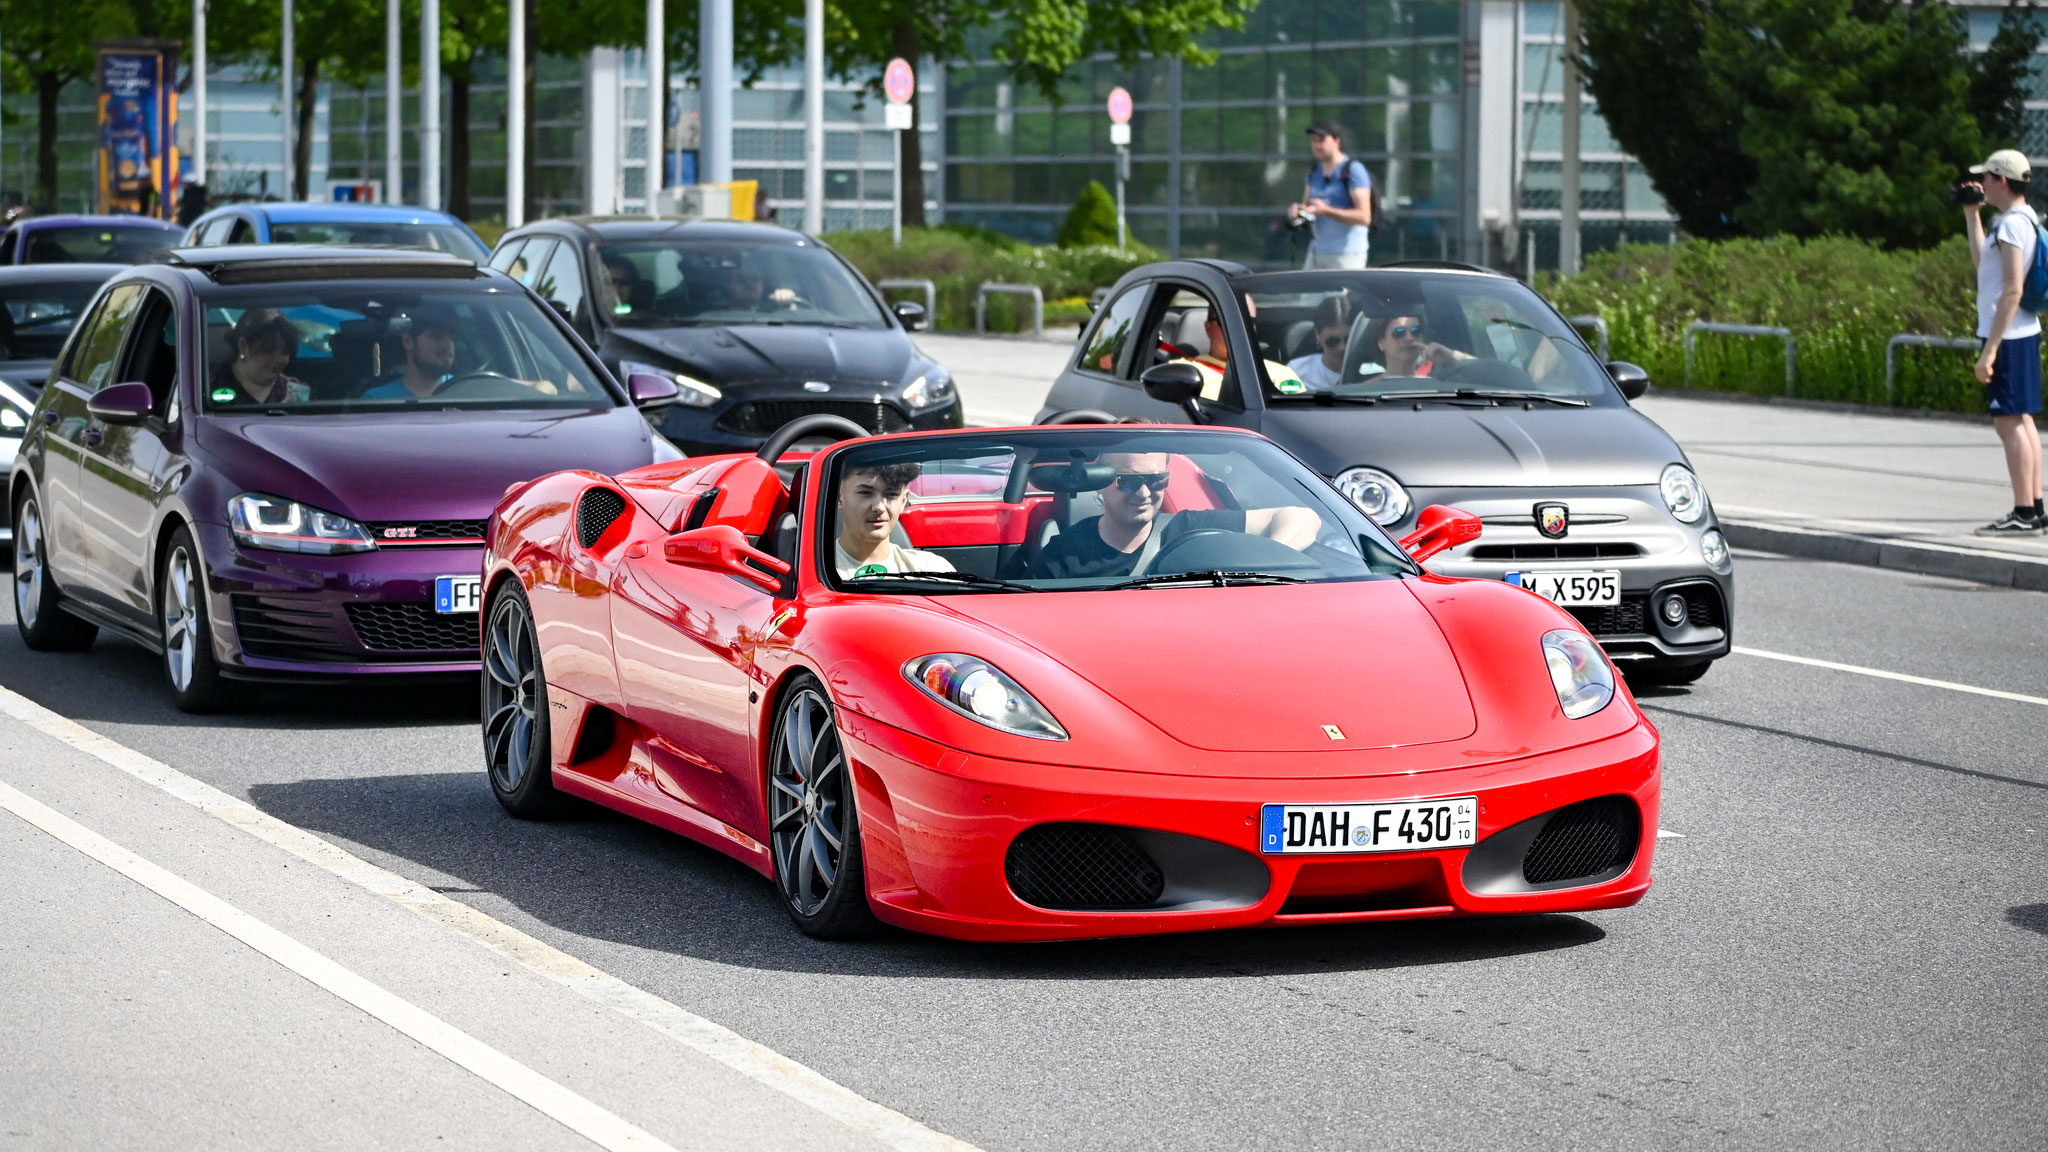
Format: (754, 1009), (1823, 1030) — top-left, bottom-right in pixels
(210, 309), (310, 405)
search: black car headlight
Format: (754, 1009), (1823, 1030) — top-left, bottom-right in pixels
(619, 360), (720, 409)
(0, 381), (33, 433)
(229, 493), (377, 554)
(902, 367), (955, 410)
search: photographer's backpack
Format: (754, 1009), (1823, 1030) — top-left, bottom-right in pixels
(1318, 160), (1384, 236)
(2021, 210), (2048, 314)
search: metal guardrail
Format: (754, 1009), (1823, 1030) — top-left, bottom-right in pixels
(1884, 334), (1978, 404)
(876, 278), (936, 324)
(1684, 321), (1796, 394)
(974, 282), (1045, 338)
(1567, 314), (1609, 362)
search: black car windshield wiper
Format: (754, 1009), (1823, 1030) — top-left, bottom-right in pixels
(1107, 570), (1309, 590)
(1375, 389), (1587, 407)
(844, 570), (1044, 592)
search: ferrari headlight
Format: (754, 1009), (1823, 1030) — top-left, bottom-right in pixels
(1541, 629), (1615, 719)
(1660, 463), (1706, 523)
(619, 360), (720, 408)
(228, 492), (377, 555)
(1333, 466), (1412, 526)
(902, 367), (955, 410)
(904, 653), (1067, 740)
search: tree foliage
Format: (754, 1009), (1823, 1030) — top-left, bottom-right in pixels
(1578, 0), (2044, 247)
(1057, 179), (1118, 247)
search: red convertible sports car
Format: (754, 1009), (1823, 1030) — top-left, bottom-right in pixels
(481, 417), (1659, 941)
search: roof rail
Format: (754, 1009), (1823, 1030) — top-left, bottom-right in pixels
(1376, 260), (1506, 277)
(162, 246), (481, 285)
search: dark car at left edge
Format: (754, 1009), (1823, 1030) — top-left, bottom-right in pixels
(488, 217), (962, 453)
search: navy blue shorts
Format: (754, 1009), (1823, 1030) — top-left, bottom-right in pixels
(1988, 332), (2043, 416)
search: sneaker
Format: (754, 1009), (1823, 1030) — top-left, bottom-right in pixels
(1975, 510), (2048, 537)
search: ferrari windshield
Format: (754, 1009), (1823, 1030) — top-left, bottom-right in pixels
(595, 239), (888, 329)
(824, 428), (1416, 593)
(1242, 270), (1623, 406)
(267, 220), (489, 261)
(199, 284), (615, 413)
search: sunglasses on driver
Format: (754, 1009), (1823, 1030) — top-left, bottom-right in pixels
(1389, 324), (1425, 339)
(1110, 472), (1171, 493)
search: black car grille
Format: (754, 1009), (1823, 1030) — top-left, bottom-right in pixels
(1005, 823), (1165, 910)
(715, 400), (911, 438)
(1676, 583), (1727, 630)
(1471, 542), (1643, 561)
(1568, 594), (1648, 637)
(1522, 796), (1640, 885)
(367, 519), (488, 545)
(232, 595), (351, 662)
(576, 487), (629, 549)
(344, 602), (479, 653)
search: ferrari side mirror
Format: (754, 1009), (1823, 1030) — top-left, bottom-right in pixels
(664, 524), (791, 592)
(1398, 504), (1482, 564)
(1138, 361), (1208, 423)
(1607, 361), (1650, 400)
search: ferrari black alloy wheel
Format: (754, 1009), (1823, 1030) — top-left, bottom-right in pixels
(767, 678), (876, 938)
(483, 585), (564, 817)
(12, 491), (98, 651)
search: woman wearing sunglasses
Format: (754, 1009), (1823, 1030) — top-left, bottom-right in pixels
(1286, 295), (1356, 391)
(1028, 451), (1319, 580)
(1359, 313), (1436, 379)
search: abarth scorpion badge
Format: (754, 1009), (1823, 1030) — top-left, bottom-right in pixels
(1534, 502), (1570, 539)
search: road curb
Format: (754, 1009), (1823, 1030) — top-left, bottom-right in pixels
(1722, 518), (2048, 592)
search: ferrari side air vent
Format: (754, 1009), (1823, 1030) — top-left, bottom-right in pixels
(576, 487), (629, 549)
(1521, 796), (1640, 885)
(1005, 823), (1165, 910)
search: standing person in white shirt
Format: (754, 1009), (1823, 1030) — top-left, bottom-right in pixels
(1964, 148), (2046, 536)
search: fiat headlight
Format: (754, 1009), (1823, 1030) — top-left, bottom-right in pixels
(1542, 630), (1615, 719)
(1700, 528), (1730, 571)
(1333, 466), (1412, 526)
(619, 360), (720, 408)
(904, 654), (1067, 740)
(228, 492), (377, 555)
(1660, 463), (1706, 523)
(902, 367), (955, 410)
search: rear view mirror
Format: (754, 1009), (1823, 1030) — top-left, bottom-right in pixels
(664, 524), (791, 592)
(1607, 361), (1650, 400)
(87, 381), (153, 426)
(627, 372), (680, 410)
(892, 300), (928, 331)
(1398, 504), (1482, 564)
(1138, 361), (1208, 423)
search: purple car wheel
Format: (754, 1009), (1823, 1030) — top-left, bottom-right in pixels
(157, 528), (237, 713)
(12, 492), (98, 651)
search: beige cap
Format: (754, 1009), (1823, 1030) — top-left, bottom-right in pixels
(1971, 148), (2032, 181)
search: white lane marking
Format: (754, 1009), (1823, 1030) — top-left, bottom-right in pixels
(0, 778), (676, 1152)
(1732, 646), (2048, 709)
(0, 684), (980, 1152)
(1656, 829), (1683, 839)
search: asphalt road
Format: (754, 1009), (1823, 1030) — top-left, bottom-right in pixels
(3, 545), (2044, 1150)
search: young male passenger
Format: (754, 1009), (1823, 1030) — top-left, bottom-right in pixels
(1031, 451), (1320, 580)
(834, 460), (955, 579)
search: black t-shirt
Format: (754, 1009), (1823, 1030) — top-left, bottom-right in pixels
(1032, 510), (1247, 580)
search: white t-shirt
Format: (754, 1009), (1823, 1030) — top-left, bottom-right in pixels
(1286, 353), (1343, 391)
(1978, 204), (2043, 340)
(834, 540), (954, 580)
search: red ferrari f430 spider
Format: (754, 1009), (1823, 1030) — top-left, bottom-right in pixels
(480, 417), (1659, 941)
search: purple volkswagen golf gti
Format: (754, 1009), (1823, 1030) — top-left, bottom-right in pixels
(9, 246), (681, 711)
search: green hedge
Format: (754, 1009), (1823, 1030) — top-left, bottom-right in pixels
(826, 226), (1160, 333)
(1540, 236), (1992, 413)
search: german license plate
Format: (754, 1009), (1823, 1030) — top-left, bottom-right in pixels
(434, 574), (482, 614)
(1508, 569), (1620, 606)
(1260, 797), (1479, 855)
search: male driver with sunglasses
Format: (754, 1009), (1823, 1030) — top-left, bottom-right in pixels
(1030, 452), (1319, 580)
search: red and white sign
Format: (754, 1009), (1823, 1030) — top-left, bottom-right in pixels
(884, 58), (915, 104)
(1106, 86), (1133, 124)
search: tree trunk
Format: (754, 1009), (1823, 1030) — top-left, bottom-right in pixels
(36, 73), (64, 211)
(296, 56), (320, 200)
(449, 64), (472, 220)
(891, 20), (926, 229)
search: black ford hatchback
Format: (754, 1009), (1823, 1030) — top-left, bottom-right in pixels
(488, 218), (963, 453)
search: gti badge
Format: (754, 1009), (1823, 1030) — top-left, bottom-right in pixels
(1534, 502), (1569, 539)
(803, 381), (831, 393)
(382, 526), (418, 539)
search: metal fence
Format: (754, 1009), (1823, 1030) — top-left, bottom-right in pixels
(1684, 322), (1796, 394)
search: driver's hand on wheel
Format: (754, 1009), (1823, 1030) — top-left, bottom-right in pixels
(1424, 342), (1473, 369)
(769, 288), (798, 307)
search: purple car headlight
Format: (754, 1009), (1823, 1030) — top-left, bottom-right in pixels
(229, 492), (377, 555)
(904, 654), (1066, 740)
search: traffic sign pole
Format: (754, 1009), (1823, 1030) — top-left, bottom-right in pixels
(884, 57), (915, 249)
(1106, 88), (1132, 252)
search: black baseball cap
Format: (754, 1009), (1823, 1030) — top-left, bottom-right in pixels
(1306, 120), (1344, 141)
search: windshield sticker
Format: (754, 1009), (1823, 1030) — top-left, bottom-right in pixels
(209, 386), (237, 403)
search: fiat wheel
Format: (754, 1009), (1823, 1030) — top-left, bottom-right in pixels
(12, 491), (98, 651)
(767, 678), (877, 938)
(159, 527), (238, 713)
(482, 584), (564, 818)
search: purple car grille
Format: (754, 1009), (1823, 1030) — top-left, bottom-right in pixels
(368, 519), (488, 546)
(232, 595), (478, 662)
(232, 596), (351, 662)
(344, 603), (479, 652)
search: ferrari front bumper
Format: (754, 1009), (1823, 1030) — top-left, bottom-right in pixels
(836, 708), (1661, 942)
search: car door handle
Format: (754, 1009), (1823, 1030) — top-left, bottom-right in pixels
(83, 428), (103, 446)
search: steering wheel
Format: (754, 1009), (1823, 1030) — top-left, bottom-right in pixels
(1126, 527), (1232, 578)
(431, 370), (525, 398)
(756, 414), (872, 463)
(1036, 409), (1120, 425)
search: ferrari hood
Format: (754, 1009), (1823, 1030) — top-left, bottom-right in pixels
(1261, 404), (1680, 488)
(608, 323), (919, 388)
(937, 579), (1477, 753)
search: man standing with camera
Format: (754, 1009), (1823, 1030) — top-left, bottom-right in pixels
(1964, 148), (2046, 536)
(1289, 121), (1373, 270)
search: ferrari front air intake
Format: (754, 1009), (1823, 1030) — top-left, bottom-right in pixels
(1006, 823), (1166, 910)
(1521, 796), (1640, 885)
(576, 487), (628, 549)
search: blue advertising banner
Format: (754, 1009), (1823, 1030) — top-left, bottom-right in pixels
(96, 42), (182, 219)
